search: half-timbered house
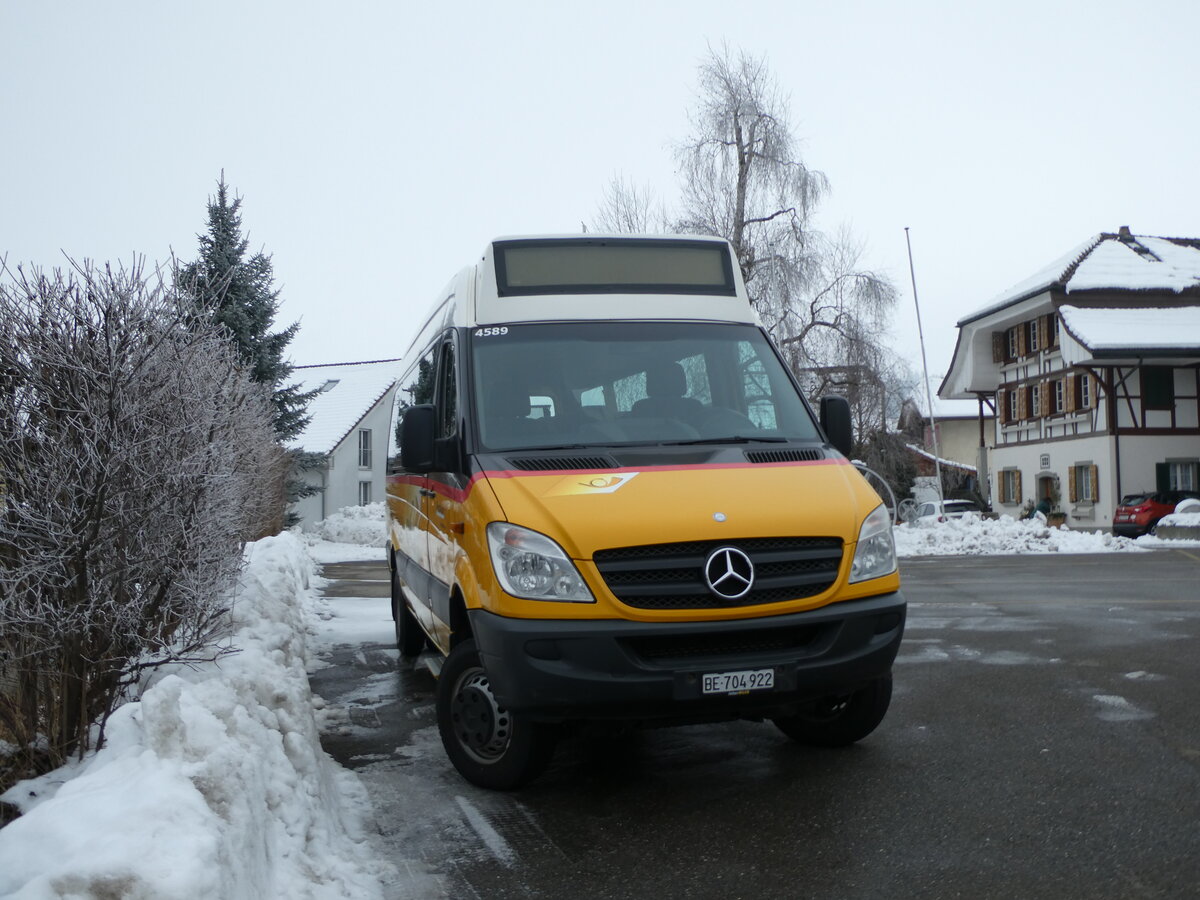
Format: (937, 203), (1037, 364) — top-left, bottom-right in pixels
(939, 228), (1200, 529)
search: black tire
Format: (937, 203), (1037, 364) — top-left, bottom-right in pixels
(772, 674), (893, 747)
(390, 560), (425, 658)
(437, 639), (556, 790)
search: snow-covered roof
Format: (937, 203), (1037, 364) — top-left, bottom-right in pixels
(905, 443), (977, 473)
(958, 231), (1200, 325)
(290, 359), (405, 454)
(1058, 305), (1200, 360)
(942, 229), (1200, 398)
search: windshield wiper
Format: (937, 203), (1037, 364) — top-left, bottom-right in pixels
(658, 435), (791, 446)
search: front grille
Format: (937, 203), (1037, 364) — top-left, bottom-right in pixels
(624, 623), (822, 662)
(593, 537), (843, 610)
(506, 455), (615, 471)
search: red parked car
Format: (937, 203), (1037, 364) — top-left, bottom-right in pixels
(1112, 490), (1200, 537)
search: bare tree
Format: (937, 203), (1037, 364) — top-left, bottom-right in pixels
(0, 259), (279, 787)
(592, 175), (667, 234)
(593, 46), (906, 443)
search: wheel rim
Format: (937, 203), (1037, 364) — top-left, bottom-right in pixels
(450, 667), (511, 764)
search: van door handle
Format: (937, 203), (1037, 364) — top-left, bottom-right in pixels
(419, 488), (436, 498)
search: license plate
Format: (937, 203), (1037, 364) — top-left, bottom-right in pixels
(701, 668), (775, 695)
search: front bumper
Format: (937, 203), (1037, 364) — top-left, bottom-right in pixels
(469, 591), (905, 723)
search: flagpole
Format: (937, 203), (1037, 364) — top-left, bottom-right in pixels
(905, 227), (946, 511)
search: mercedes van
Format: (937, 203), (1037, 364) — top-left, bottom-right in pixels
(387, 235), (904, 788)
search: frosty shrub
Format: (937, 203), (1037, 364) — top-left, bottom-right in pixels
(0, 260), (280, 786)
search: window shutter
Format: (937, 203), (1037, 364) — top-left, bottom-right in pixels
(992, 332), (1005, 364)
(1014, 470), (1023, 504)
(1017, 324), (1028, 357)
(1045, 314), (1056, 348)
(1086, 374), (1097, 409)
(1068, 467), (1078, 503)
(1156, 462), (1170, 492)
(1039, 382), (1050, 417)
(1088, 465), (1099, 502)
(1065, 374), (1077, 412)
(997, 387), (1008, 425)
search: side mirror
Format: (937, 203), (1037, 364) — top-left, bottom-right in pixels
(399, 404), (436, 473)
(819, 396), (853, 458)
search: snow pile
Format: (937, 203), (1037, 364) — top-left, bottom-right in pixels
(0, 532), (388, 899)
(1159, 511), (1200, 528)
(300, 502), (387, 564)
(894, 513), (1145, 557)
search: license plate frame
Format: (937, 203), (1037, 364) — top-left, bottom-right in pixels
(701, 668), (775, 695)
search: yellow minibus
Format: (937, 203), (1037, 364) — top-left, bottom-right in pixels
(387, 235), (904, 788)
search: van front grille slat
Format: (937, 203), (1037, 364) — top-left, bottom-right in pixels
(744, 448), (824, 464)
(506, 455), (615, 471)
(593, 537), (843, 610)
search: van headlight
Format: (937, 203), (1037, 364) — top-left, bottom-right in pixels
(849, 504), (898, 583)
(487, 523), (595, 603)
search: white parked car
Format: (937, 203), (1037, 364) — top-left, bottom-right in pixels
(913, 499), (985, 523)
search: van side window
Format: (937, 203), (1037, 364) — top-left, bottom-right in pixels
(437, 341), (458, 439)
(390, 345), (438, 471)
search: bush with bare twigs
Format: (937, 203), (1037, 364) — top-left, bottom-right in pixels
(0, 260), (281, 792)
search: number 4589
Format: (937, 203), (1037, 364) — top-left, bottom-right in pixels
(474, 327), (509, 337)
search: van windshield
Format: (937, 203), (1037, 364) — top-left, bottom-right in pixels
(470, 322), (821, 452)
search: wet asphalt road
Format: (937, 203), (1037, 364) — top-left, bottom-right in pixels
(310, 550), (1200, 899)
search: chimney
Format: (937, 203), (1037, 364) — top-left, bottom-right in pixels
(1118, 225), (1132, 238)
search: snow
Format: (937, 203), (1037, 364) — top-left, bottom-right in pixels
(299, 502), (388, 564)
(0, 532), (390, 899)
(5, 504), (1200, 897)
(958, 234), (1101, 324)
(893, 511), (1200, 556)
(1058, 304), (1200, 351)
(958, 232), (1200, 325)
(1067, 237), (1200, 293)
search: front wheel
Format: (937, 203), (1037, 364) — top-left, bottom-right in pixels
(437, 639), (557, 789)
(772, 674), (893, 747)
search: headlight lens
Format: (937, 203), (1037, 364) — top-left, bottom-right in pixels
(849, 503), (898, 583)
(486, 522), (595, 603)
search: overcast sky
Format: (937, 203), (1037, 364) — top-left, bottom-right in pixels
(4, 1), (1197, 387)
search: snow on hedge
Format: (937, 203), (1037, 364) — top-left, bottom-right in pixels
(0, 532), (389, 899)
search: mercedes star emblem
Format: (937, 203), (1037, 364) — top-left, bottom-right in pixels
(703, 546), (755, 600)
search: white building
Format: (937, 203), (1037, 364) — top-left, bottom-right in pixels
(289, 359), (404, 528)
(940, 228), (1200, 529)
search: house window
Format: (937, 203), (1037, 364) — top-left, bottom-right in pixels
(1076, 373), (1091, 410)
(358, 480), (372, 505)
(358, 428), (372, 469)
(1007, 327), (1019, 360)
(1142, 367), (1174, 411)
(1169, 461), (1198, 491)
(1053, 379), (1065, 415)
(1027, 320), (1040, 353)
(1007, 389), (1020, 423)
(1029, 383), (1042, 419)
(1051, 315), (1060, 347)
(1000, 468), (1022, 505)
(1069, 462), (1098, 504)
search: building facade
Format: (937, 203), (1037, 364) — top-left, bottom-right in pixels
(288, 359), (405, 528)
(940, 229), (1200, 529)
